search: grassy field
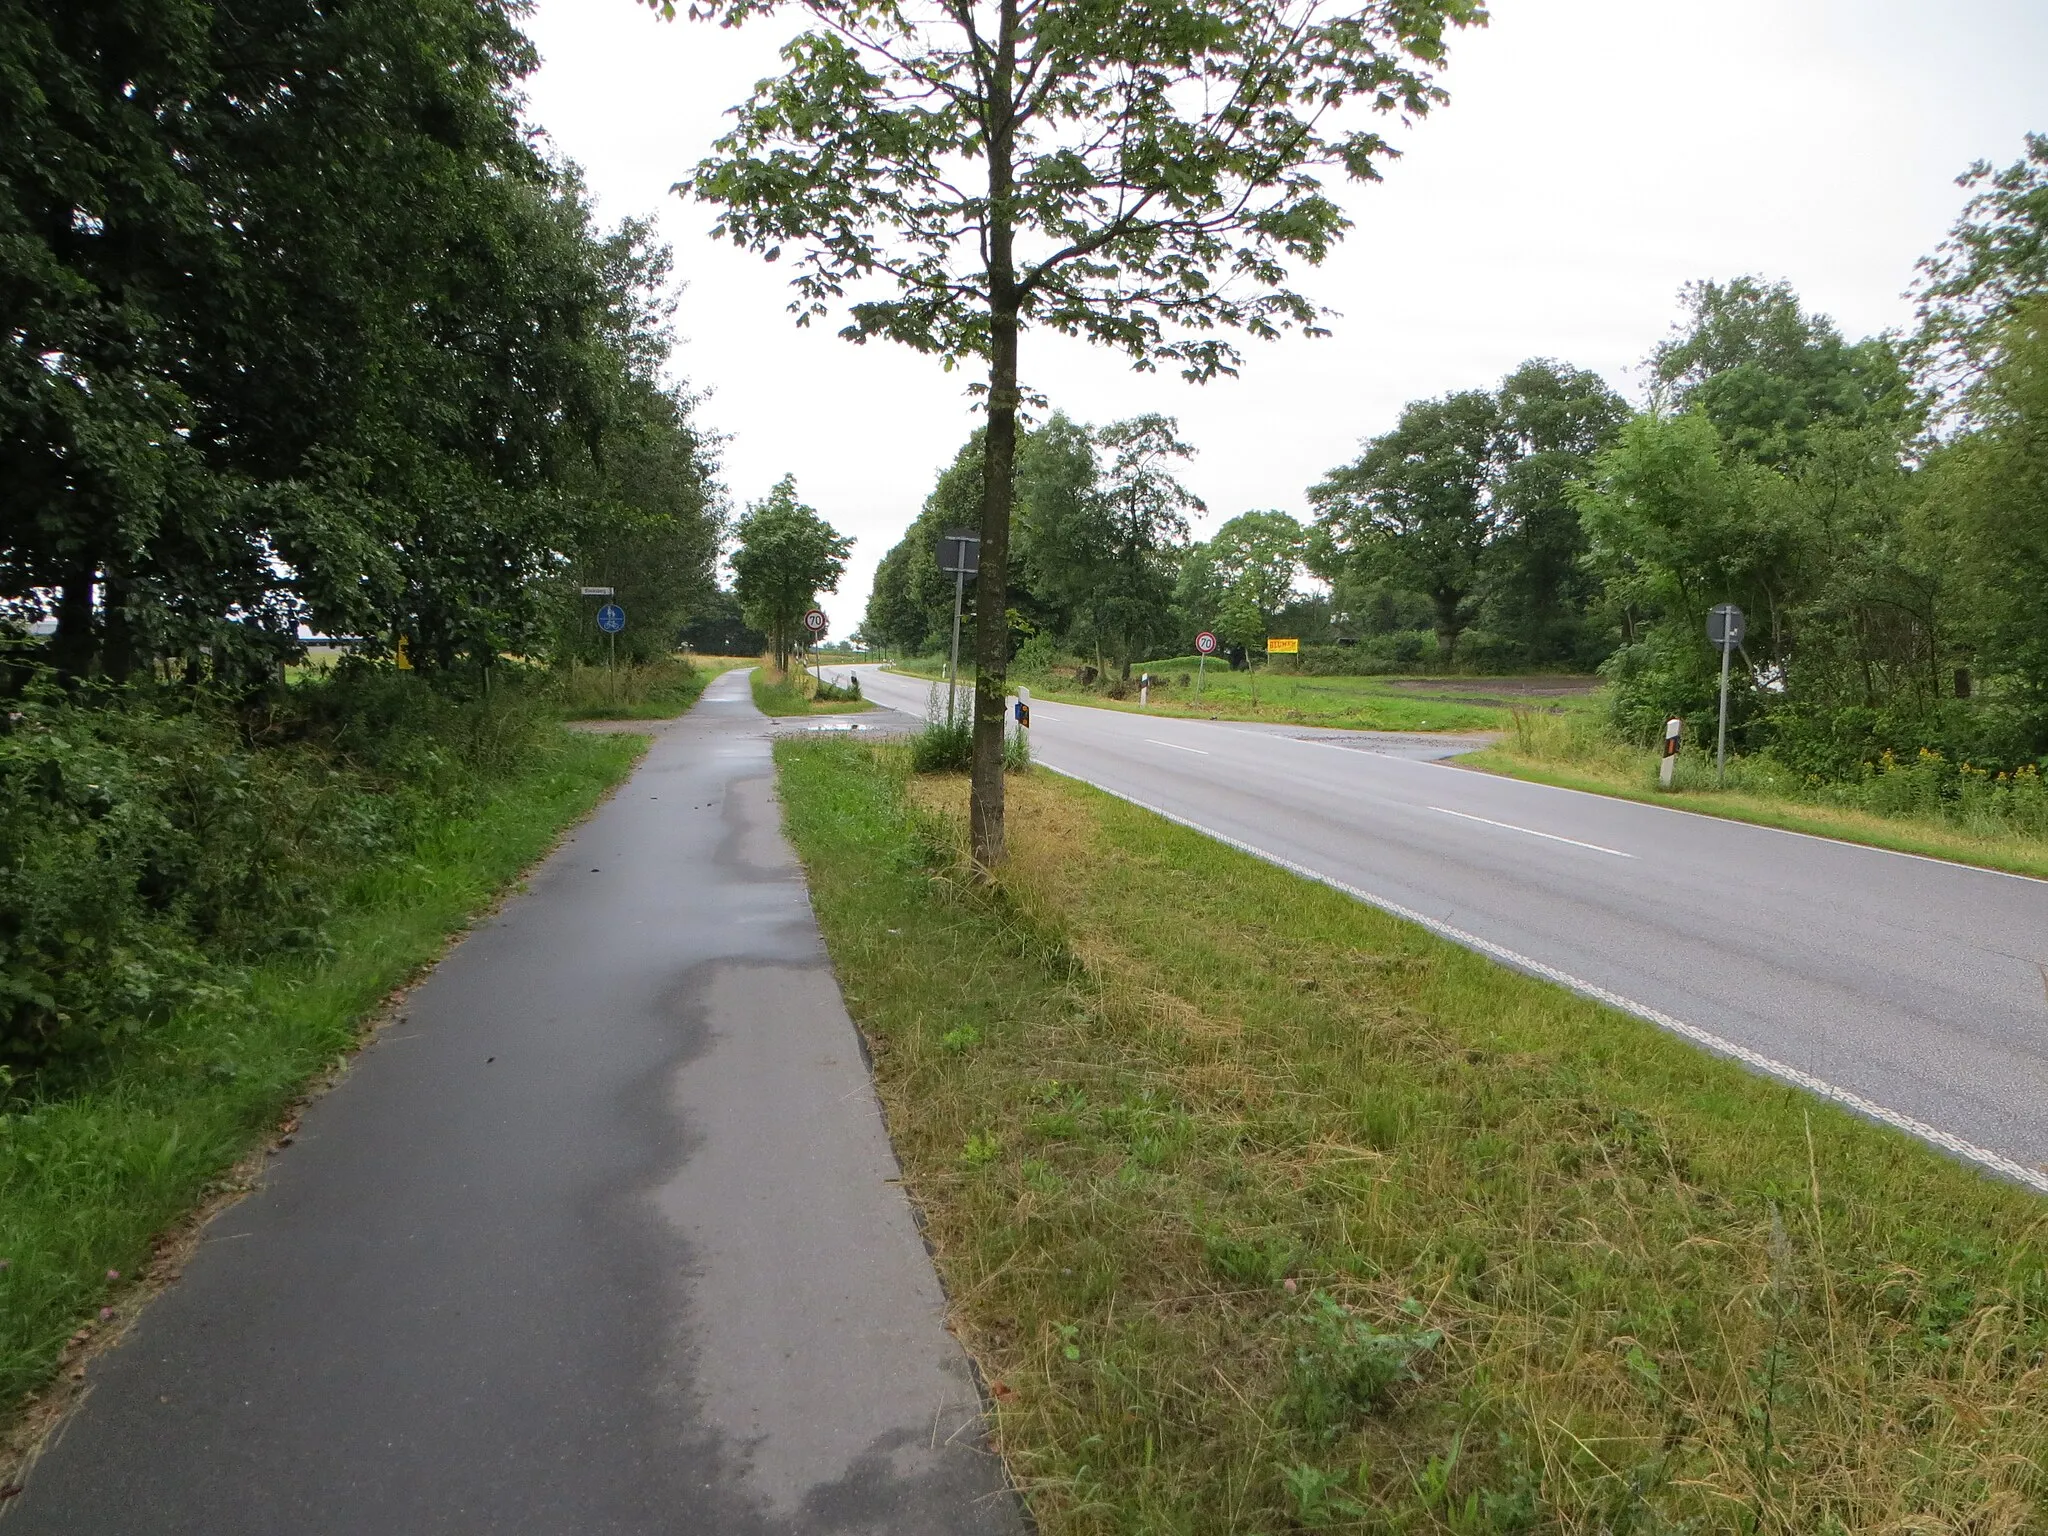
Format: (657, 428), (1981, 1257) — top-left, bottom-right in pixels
(891, 656), (1596, 734)
(776, 736), (2048, 1534)
(1472, 711), (2048, 883)
(0, 729), (645, 1469)
(751, 663), (875, 717)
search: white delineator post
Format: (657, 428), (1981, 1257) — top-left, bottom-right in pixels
(1660, 716), (1682, 789)
(1139, 673), (1150, 707)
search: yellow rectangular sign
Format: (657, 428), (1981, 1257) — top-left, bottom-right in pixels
(1265, 637), (1300, 654)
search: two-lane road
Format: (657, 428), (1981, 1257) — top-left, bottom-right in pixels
(849, 665), (2048, 1189)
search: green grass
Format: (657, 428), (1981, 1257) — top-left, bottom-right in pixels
(1470, 710), (2048, 883)
(751, 664), (876, 717)
(776, 736), (2048, 1534)
(551, 655), (747, 720)
(0, 729), (644, 1440)
(892, 656), (1596, 734)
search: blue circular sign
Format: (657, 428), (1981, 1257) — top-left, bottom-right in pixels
(596, 603), (625, 634)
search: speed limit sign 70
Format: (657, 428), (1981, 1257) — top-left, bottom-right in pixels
(802, 609), (827, 635)
(1194, 630), (1218, 656)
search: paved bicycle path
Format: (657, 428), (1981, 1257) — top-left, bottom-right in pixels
(7, 669), (1017, 1534)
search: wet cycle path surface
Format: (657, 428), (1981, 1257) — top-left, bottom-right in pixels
(6, 669), (1018, 1535)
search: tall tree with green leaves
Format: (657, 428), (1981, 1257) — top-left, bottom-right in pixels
(1309, 389), (1499, 662)
(1649, 277), (1910, 466)
(1, 0), (703, 687)
(1177, 511), (1304, 657)
(644, 0), (1483, 865)
(731, 476), (852, 668)
(1919, 299), (2048, 748)
(1021, 414), (1200, 677)
(1911, 134), (2048, 430)
(1485, 360), (1629, 662)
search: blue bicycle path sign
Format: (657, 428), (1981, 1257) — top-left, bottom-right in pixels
(596, 603), (626, 634)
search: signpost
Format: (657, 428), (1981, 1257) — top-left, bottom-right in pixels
(801, 608), (828, 691)
(937, 528), (980, 724)
(1707, 603), (1745, 787)
(581, 587), (620, 666)
(1194, 629), (1217, 697)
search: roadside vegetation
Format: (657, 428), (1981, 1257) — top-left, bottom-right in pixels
(893, 653), (1592, 734)
(1472, 709), (2048, 881)
(864, 140), (2048, 850)
(779, 735), (2048, 1534)
(750, 664), (873, 717)
(552, 656), (750, 720)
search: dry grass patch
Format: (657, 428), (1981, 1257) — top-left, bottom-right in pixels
(776, 738), (2048, 1535)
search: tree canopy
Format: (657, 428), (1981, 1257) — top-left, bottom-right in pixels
(651, 0), (1485, 861)
(731, 476), (852, 668)
(1, 0), (722, 686)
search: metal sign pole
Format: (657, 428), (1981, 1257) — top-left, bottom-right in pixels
(1197, 652), (1205, 697)
(948, 563), (966, 726)
(1715, 630), (1733, 788)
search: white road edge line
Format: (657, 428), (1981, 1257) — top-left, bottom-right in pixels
(1429, 805), (1633, 858)
(1041, 762), (2048, 1197)
(1144, 738), (1209, 755)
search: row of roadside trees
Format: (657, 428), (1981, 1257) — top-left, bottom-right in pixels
(2, 0), (726, 684)
(861, 135), (2048, 778)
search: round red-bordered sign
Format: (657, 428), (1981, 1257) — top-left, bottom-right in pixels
(802, 609), (828, 634)
(1194, 630), (1218, 655)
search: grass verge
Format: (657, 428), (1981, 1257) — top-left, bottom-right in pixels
(553, 655), (749, 720)
(1467, 712), (2048, 883)
(0, 729), (644, 1452)
(776, 735), (2048, 1534)
(752, 664), (875, 717)
(890, 657), (1592, 734)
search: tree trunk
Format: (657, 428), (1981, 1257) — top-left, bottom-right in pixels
(101, 571), (138, 682)
(51, 562), (98, 680)
(1433, 590), (1461, 665)
(969, 0), (1020, 872)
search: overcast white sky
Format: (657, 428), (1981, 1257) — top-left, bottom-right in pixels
(520, 0), (2046, 635)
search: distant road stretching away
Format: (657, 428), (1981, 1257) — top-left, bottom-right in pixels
(847, 666), (2048, 1192)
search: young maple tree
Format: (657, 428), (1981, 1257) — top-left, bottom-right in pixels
(643, 0), (1484, 864)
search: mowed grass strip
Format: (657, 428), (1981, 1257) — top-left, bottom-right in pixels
(886, 657), (1590, 734)
(0, 731), (644, 1439)
(751, 665), (874, 717)
(775, 736), (2048, 1535)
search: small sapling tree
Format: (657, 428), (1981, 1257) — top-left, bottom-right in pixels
(643, 0), (1483, 864)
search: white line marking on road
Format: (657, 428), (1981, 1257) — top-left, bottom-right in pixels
(1042, 764), (2048, 1197)
(1429, 806), (1632, 858)
(1144, 738), (1209, 755)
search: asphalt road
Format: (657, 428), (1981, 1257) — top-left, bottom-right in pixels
(8, 669), (1019, 1535)
(848, 665), (2048, 1191)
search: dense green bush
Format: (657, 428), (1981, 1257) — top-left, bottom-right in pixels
(0, 669), (560, 1077)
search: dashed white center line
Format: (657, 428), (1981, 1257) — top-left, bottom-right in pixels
(1144, 738), (1209, 755)
(1429, 806), (1633, 858)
